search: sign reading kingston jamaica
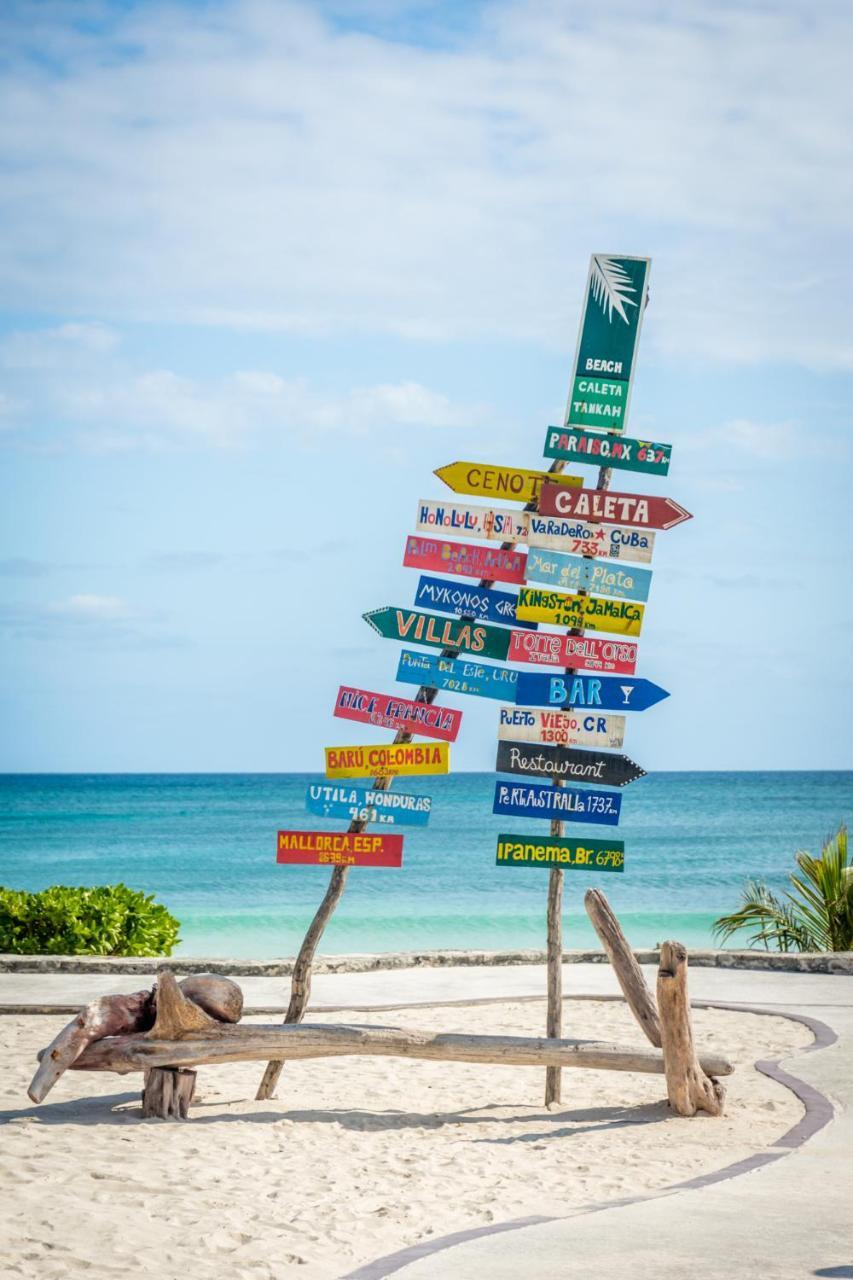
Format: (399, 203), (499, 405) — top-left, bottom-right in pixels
(305, 783), (432, 827)
(514, 671), (669, 712)
(493, 779), (621, 826)
(565, 254), (651, 433)
(498, 706), (625, 750)
(495, 739), (646, 787)
(496, 832), (624, 873)
(516, 586), (644, 637)
(435, 461), (581, 504)
(396, 649), (518, 702)
(508, 630), (638, 675)
(277, 830), (403, 868)
(526, 546), (651, 603)
(539, 482), (692, 532)
(414, 574), (535, 630)
(543, 426), (672, 478)
(404, 535), (526, 585)
(363, 606), (512, 660)
(325, 742), (449, 779)
(333, 684), (462, 743)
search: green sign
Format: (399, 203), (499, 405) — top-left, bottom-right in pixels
(363, 606), (511, 661)
(565, 255), (651, 434)
(495, 832), (624, 873)
(543, 425), (671, 477)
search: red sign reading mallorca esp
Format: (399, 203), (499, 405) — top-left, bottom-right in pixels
(539, 483), (692, 531)
(403, 535), (527, 585)
(333, 685), (462, 742)
(277, 830), (403, 868)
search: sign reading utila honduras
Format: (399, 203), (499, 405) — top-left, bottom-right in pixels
(566, 255), (651, 434)
(305, 783), (432, 827)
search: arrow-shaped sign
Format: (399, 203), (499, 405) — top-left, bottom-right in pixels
(396, 649), (518, 702)
(435, 461), (581, 504)
(363, 607), (511, 660)
(496, 832), (625, 873)
(543, 426), (672, 478)
(498, 706), (626, 750)
(539, 482), (692, 531)
(516, 586), (644, 636)
(507, 629), (638, 675)
(414, 574), (535, 630)
(495, 739), (646, 788)
(514, 671), (669, 712)
(526, 545), (652, 602)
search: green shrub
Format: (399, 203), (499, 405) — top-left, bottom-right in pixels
(0, 884), (181, 956)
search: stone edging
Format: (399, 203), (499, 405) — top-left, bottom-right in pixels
(341, 1002), (838, 1280)
(1, 948), (851, 975)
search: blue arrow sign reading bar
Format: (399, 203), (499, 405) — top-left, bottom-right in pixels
(493, 780), (621, 826)
(515, 671), (669, 712)
(525, 546), (652, 603)
(413, 574), (535, 629)
(396, 648), (518, 701)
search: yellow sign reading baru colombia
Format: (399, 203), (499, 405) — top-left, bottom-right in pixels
(325, 742), (450, 779)
(434, 461), (581, 505)
(516, 587), (644, 636)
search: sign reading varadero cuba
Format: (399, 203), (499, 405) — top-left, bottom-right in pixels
(525, 547), (652, 603)
(325, 742), (449, 779)
(516, 586), (644, 637)
(543, 426), (672, 478)
(305, 783), (432, 827)
(513, 671), (669, 712)
(493, 780), (621, 826)
(333, 685), (462, 743)
(498, 706), (626, 750)
(396, 649), (518, 702)
(434, 461), (581, 504)
(277, 830), (404, 868)
(496, 833), (625, 873)
(507, 630), (638, 675)
(404, 536), (526, 585)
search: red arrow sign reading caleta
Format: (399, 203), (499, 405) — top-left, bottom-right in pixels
(539, 482), (692, 531)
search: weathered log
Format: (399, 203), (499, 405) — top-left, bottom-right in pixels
(657, 940), (726, 1117)
(544, 863), (564, 1106)
(178, 974), (243, 1024)
(584, 888), (662, 1047)
(66, 1021), (735, 1078)
(142, 1067), (197, 1119)
(28, 989), (154, 1104)
(149, 969), (219, 1038)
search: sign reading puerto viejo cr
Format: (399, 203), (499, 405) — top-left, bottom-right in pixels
(333, 685), (462, 742)
(516, 586), (644, 636)
(508, 630), (638, 675)
(403, 536), (527, 585)
(526, 546), (652, 602)
(498, 706), (626, 750)
(277, 830), (403, 868)
(434, 461), (581, 504)
(543, 426), (672, 478)
(496, 832), (625, 873)
(325, 742), (449, 779)
(539, 482), (692, 531)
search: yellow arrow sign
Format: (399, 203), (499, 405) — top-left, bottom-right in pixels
(435, 461), (581, 505)
(516, 587), (644, 637)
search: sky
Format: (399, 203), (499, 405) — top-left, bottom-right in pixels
(0, 0), (851, 772)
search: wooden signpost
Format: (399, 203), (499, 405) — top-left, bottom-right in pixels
(333, 685), (462, 742)
(305, 783), (432, 826)
(526, 546), (652, 602)
(325, 743), (449, 779)
(543, 426), (672, 477)
(495, 739), (646, 787)
(416, 498), (528, 542)
(539, 482), (692, 531)
(514, 671), (669, 712)
(516, 586), (644, 636)
(527, 515), (656, 563)
(403, 535), (527, 585)
(507, 629), (638, 674)
(363, 606), (512, 660)
(414, 574), (535, 629)
(396, 649), (518, 701)
(497, 706), (626, 750)
(496, 833), (624, 873)
(493, 779), (621, 826)
(277, 830), (404, 868)
(435, 461), (581, 503)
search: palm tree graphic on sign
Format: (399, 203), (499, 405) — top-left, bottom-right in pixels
(590, 256), (638, 325)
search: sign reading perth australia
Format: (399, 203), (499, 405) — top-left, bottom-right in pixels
(566, 255), (651, 433)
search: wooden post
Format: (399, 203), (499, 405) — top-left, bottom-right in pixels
(584, 888), (661, 1047)
(657, 940), (726, 1117)
(142, 1068), (197, 1120)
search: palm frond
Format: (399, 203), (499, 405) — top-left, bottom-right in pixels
(590, 255), (639, 325)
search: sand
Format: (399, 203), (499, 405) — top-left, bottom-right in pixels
(0, 999), (811, 1279)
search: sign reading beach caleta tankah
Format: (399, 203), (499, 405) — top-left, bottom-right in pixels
(496, 833), (624, 873)
(566, 254), (650, 434)
(277, 830), (403, 868)
(434, 461), (581, 504)
(543, 427), (671, 477)
(325, 743), (449, 779)
(516, 587), (644, 636)
(333, 685), (462, 742)
(363, 607), (511, 660)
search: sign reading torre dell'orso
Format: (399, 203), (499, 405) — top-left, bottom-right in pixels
(566, 255), (650, 433)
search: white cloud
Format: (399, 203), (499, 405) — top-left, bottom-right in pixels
(0, 322), (120, 369)
(681, 417), (847, 463)
(0, 2), (852, 366)
(51, 593), (131, 621)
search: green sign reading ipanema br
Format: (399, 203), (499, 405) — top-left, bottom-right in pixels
(564, 255), (651, 435)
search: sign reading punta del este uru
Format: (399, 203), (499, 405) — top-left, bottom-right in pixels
(363, 607), (512, 661)
(525, 546), (652, 603)
(434, 461), (580, 504)
(565, 255), (651, 433)
(508, 629), (638, 675)
(543, 426), (672, 478)
(513, 670), (669, 712)
(539, 483), (692, 532)
(277, 830), (403, 868)
(516, 586), (644, 637)
(396, 649), (518, 702)
(493, 779), (621, 827)
(325, 742), (449, 779)
(404, 536), (527, 586)
(495, 739), (646, 787)
(414, 574), (535, 630)
(305, 783), (432, 827)
(333, 685), (462, 743)
(498, 706), (626, 750)
(496, 833), (625, 873)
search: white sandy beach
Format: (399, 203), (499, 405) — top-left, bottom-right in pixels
(0, 998), (810, 1280)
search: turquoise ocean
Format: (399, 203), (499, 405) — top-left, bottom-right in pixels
(0, 772), (850, 957)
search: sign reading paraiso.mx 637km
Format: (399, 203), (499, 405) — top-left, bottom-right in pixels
(565, 254), (651, 434)
(544, 426), (672, 477)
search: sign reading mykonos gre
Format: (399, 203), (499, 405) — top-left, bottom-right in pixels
(565, 254), (651, 433)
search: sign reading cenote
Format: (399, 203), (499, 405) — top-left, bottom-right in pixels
(495, 833), (625, 873)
